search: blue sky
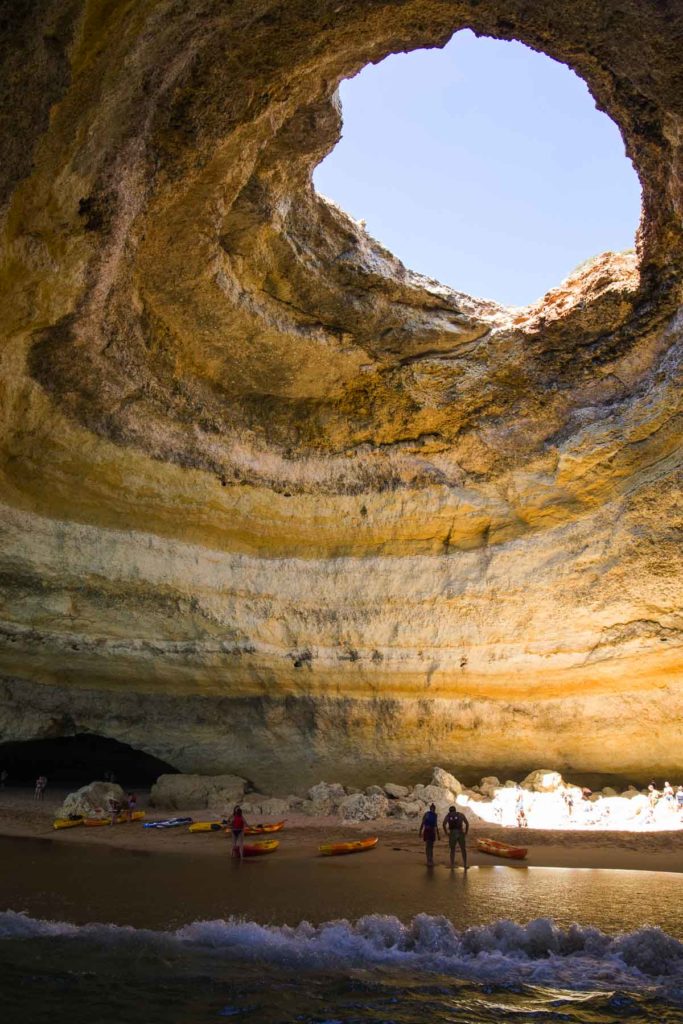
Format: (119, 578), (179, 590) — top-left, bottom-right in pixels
(313, 30), (641, 307)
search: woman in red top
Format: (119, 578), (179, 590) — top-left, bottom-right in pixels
(228, 805), (249, 860)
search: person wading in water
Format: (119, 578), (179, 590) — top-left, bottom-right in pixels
(419, 803), (440, 866)
(443, 804), (469, 870)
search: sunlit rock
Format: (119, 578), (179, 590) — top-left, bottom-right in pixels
(0, 1), (680, 790)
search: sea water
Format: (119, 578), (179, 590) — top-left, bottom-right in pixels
(1, 838), (681, 1023)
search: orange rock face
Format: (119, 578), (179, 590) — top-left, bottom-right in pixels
(0, 1), (680, 790)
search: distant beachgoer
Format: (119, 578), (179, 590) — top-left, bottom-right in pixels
(443, 805), (469, 869)
(228, 805), (248, 859)
(676, 786), (683, 819)
(646, 784), (660, 822)
(563, 788), (574, 818)
(109, 796), (121, 825)
(515, 788), (527, 828)
(662, 781), (674, 808)
(34, 775), (47, 801)
(0, 769), (7, 789)
(126, 792), (137, 822)
(419, 803), (440, 866)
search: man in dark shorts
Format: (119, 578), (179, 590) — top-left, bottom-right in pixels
(443, 804), (469, 869)
(419, 803), (440, 866)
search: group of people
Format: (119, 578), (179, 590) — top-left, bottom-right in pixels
(107, 792), (138, 823)
(419, 803), (469, 868)
(647, 781), (683, 819)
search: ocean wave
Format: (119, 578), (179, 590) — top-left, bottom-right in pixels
(2, 910), (682, 1000)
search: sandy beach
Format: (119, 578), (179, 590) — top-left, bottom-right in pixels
(2, 786), (681, 875)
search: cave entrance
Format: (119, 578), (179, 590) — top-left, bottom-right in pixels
(314, 29), (641, 307)
(0, 734), (177, 788)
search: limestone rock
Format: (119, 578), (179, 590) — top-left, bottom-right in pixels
(242, 797), (289, 818)
(59, 781), (126, 819)
(384, 783), (409, 799)
(307, 781), (346, 814)
(150, 774), (246, 810)
(0, 0), (680, 791)
(521, 770), (565, 793)
(365, 785), (385, 797)
(430, 768), (464, 794)
(338, 792), (389, 821)
(478, 776), (501, 798)
(389, 800), (424, 818)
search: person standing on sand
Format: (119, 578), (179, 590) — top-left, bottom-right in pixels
(126, 792), (137, 822)
(419, 803), (440, 866)
(34, 775), (47, 800)
(676, 786), (683, 821)
(109, 796), (121, 825)
(443, 805), (469, 869)
(228, 805), (249, 860)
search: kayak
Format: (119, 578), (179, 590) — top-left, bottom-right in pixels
(82, 810), (146, 826)
(53, 817), (84, 830)
(143, 816), (193, 829)
(189, 821), (224, 833)
(319, 837), (378, 856)
(476, 837), (527, 860)
(238, 839), (280, 857)
(245, 820), (286, 836)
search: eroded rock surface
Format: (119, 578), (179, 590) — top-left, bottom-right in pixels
(0, 1), (681, 791)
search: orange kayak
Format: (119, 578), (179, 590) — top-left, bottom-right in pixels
(239, 839), (280, 857)
(319, 837), (378, 856)
(221, 820), (287, 836)
(477, 837), (527, 860)
(83, 810), (146, 826)
(245, 820), (286, 836)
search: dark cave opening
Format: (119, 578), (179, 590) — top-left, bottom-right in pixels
(0, 734), (178, 787)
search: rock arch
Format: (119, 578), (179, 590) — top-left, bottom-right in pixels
(0, 1), (680, 790)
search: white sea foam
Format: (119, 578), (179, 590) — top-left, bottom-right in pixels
(1, 911), (682, 1000)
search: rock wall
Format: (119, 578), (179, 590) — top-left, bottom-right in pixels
(0, 0), (681, 792)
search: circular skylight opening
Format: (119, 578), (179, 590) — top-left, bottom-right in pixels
(314, 30), (642, 307)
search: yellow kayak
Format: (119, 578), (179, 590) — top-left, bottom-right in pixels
(83, 810), (146, 826)
(319, 837), (378, 856)
(53, 817), (84, 830)
(189, 821), (224, 833)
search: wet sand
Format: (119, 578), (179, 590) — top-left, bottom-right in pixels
(1, 787), (681, 875)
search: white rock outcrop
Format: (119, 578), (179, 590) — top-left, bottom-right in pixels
(521, 769), (565, 793)
(150, 773), (247, 809)
(338, 792), (389, 821)
(59, 781), (126, 819)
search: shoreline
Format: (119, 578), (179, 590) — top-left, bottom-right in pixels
(1, 788), (681, 874)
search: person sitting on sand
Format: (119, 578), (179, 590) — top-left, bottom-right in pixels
(228, 805), (249, 860)
(419, 803), (440, 867)
(443, 805), (469, 869)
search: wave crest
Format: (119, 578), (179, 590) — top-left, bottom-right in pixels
(2, 910), (682, 998)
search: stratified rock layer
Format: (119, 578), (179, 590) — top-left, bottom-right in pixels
(0, 1), (681, 791)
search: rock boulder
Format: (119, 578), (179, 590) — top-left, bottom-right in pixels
(338, 792), (389, 821)
(150, 773), (247, 810)
(59, 781), (126, 819)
